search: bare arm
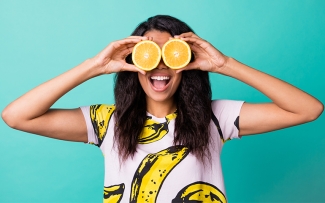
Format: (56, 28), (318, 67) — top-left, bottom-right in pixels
(222, 58), (323, 136)
(177, 32), (324, 136)
(2, 60), (97, 142)
(1, 36), (147, 142)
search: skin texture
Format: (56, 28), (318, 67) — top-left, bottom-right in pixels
(1, 30), (323, 142)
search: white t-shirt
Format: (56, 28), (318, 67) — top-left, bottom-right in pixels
(80, 99), (244, 203)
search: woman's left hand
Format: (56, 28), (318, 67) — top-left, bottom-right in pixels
(175, 32), (228, 73)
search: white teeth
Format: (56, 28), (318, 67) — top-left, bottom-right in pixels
(150, 76), (170, 80)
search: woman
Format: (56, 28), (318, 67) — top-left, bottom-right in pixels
(2, 15), (323, 203)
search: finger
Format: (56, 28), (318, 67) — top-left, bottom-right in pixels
(116, 38), (144, 46)
(175, 68), (185, 74)
(101, 39), (137, 56)
(188, 42), (204, 53)
(181, 36), (208, 47)
(184, 38), (214, 56)
(122, 63), (146, 75)
(109, 39), (144, 55)
(116, 36), (152, 50)
(175, 62), (200, 73)
(127, 36), (149, 40)
(136, 67), (146, 75)
(119, 48), (132, 58)
(101, 36), (148, 55)
(186, 61), (201, 70)
(177, 32), (200, 39)
(147, 36), (153, 41)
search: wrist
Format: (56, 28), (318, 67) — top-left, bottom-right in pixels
(215, 56), (233, 76)
(218, 57), (255, 80)
(83, 58), (107, 77)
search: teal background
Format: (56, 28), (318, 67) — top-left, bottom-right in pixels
(1, 0), (324, 202)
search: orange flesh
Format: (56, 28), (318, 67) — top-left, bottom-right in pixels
(132, 41), (161, 71)
(162, 39), (191, 69)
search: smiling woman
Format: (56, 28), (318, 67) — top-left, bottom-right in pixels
(137, 31), (182, 114)
(1, 15), (323, 203)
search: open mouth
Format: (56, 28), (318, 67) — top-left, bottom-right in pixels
(150, 76), (171, 90)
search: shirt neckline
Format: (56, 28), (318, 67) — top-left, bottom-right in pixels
(146, 110), (177, 122)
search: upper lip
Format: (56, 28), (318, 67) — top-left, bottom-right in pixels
(150, 75), (170, 80)
(148, 70), (172, 79)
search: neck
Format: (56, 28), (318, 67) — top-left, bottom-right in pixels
(146, 98), (177, 118)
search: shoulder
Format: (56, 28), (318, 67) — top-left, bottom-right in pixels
(89, 104), (115, 116)
(88, 104), (116, 127)
(81, 104), (115, 146)
(211, 99), (244, 141)
(211, 99), (244, 115)
(80, 104), (115, 120)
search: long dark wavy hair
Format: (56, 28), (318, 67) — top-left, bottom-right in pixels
(114, 15), (212, 162)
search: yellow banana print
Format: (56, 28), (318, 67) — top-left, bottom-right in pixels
(172, 181), (227, 203)
(103, 183), (125, 203)
(138, 112), (177, 144)
(90, 104), (115, 146)
(130, 146), (189, 202)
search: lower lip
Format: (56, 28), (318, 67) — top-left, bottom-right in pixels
(150, 79), (170, 92)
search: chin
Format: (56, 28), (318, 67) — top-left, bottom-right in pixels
(147, 94), (174, 103)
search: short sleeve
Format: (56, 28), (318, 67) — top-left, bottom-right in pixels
(80, 104), (116, 147)
(80, 106), (99, 145)
(211, 100), (244, 142)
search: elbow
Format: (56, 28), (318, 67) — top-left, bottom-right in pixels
(306, 101), (324, 122)
(2, 107), (19, 129)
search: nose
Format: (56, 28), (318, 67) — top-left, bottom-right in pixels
(156, 58), (168, 69)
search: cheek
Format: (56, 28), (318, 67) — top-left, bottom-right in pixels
(172, 74), (182, 92)
(138, 73), (147, 90)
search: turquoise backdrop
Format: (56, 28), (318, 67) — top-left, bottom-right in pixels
(1, 0), (324, 202)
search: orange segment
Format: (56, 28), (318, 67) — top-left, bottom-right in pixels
(162, 39), (191, 69)
(132, 40), (161, 71)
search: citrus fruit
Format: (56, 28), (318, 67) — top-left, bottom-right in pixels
(162, 39), (191, 69)
(132, 40), (161, 71)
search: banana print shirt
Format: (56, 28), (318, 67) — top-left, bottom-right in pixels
(80, 99), (244, 203)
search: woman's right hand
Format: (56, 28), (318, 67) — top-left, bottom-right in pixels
(92, 36), (148, 75)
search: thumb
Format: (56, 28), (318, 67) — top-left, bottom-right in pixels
(123, 63), (146, 75)
(176, 62), (200, 73)
(186, 61), (200, 70)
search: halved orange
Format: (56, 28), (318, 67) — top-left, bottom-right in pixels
(162, 39), (191, 69)
(132, 40), (161, 71)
